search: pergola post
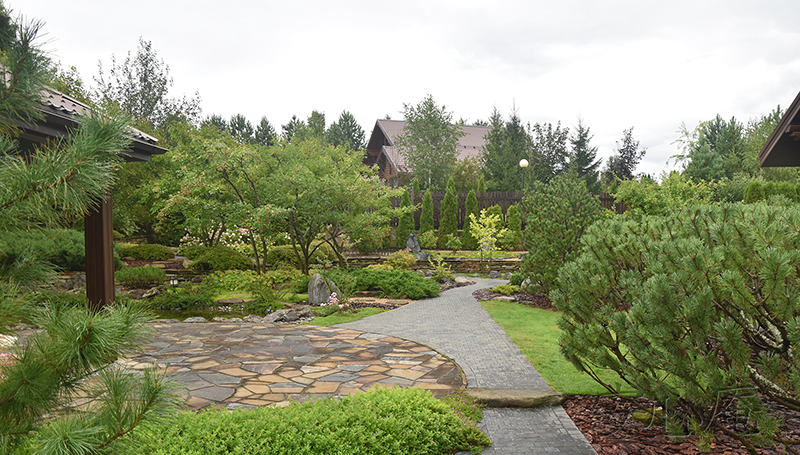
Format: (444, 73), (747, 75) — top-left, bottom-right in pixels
(85, 192), (115, 310)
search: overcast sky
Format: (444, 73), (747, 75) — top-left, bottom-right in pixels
(12, 0), (800, 178)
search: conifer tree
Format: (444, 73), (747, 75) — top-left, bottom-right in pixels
(462, 189), (479, 250)
(396, 190), (414, 248)
(437, 183), (457, 249)
(501, 204), (522, 250)
(420, 189), (434, 237)
(0, 7), (176, 453)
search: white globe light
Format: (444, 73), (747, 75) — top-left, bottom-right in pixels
(519, 159), (529, 168)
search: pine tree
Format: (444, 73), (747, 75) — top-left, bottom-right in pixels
(420, 189), (434, 237)
(462, 189), (479, 250)
(396, 190), (414, 248)
(437, 184), (457, 249)
(0, 8), (176, 453)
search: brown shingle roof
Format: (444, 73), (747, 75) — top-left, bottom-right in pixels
(759, 91), (800, 167)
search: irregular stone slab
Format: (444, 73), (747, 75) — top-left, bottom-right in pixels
(182, 317), (208, 323)
(317, 372), (359, 382)
(466, 388), (566, 408)
(192, 386), (235, 402)
(217, 298), (244, 305)
(198, 372), (241, 385)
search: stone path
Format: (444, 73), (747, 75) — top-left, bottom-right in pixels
(338, 277), (596, 455)
(125, 323), (463, 410)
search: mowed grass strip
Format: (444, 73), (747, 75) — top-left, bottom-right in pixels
(480, 300), (635, 396)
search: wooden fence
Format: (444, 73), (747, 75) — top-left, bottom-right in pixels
(394, 191), (626, 230)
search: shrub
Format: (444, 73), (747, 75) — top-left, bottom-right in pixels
(115, 266), (166, 288)
(614, 171), (714, 216)
(384, 249), (417, 270)
(146, 283), (216, 310)
(116, 243), (174, 261)
(138, 387), (489, 455)
(522, 173), (601, 293)
(325, 268), (439, 300)
(554, 202), (800, 451)
(462, 189), (479, 250)
(350, 223), (390, 254)
(190, 246), (252, 272)
(499, 204), (522, 250)
(418, 230), (436, 250)
(486, 204), (503, 224)
(420, 189), (434, 237)
(177, 244), (210, 260)
(743, 180), (765, 203)
(443, 233), (461, 252)
(509, 272), (526, 286)
(1, 229), (89, 272)
(395, 191), (415, 248)
(488, 284), (519, 295)
(428, 256), (454, 281)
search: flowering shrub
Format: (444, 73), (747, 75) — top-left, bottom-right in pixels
(315, 292), (352, 317)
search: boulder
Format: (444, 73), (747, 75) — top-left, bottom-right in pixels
(489, 270), (501, 279)
(216, 298), (244, 305)
(72, 272), (86, 290)
(182, 317), (208, 323)
(406, 233), (422, 253)
(243, 314), (264, 323)
(296, 306), (315, 319)
(416, 251), (432, 261)
(142, 287), (159, 299)
(465, 388), (566, 408)
(308, 273), (339, 304)
(263, 309), (299, 323)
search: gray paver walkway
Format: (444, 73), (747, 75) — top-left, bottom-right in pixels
(338, 277), (596, 455)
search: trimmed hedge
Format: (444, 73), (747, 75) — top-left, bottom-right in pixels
(190, 246), (252, 272)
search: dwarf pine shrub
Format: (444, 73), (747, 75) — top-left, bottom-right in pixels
(554, 201), (800, 451)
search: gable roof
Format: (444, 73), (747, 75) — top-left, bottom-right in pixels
(759, 91), (800, 167)
(15, 89), (167, 162)
(365, 119), (489, 179)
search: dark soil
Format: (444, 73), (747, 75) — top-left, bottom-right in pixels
(564, 394), (800, 454)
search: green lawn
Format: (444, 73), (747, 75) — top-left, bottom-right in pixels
(480, 300), (636, 396)
(304, 307), (387, 326)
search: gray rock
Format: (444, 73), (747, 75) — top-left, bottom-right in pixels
(296, 306), (315, 319)
(182, 317), (208, 323)
(243, 314), (264, 323)
(308, 273), (340, 304)
(211, 317), (228, 322)
(494, 295), (516, 302)
(263, 309), (299, 323)
(227, 318), (243, 323)
(142, 287), (159, 298)
(72, 272), (86, 290)
(216, 298), (244, 305)
(416, 251), (432, 261)
(489, 270), (501, 279)
(406, 233), (422, 253)
(455, 276), (471, 283)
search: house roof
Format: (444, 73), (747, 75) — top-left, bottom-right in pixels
(366, 119), (489, 174)
(16, 89), (168, 162)
(759, 90), (800, 167)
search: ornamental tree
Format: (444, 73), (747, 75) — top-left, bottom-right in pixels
(554, 202), (800, 452)
(468, 209), (507, 266)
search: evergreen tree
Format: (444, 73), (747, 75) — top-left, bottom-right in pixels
(481, 108), (531, 191)
(228, 113), (254, 143)
(420, 188), (434, 237)
(446, 176), (456, 194)
(327, 110), (365, 150)
(529, 121), (569, 184)
(412, 177), (421, 195)
(603, 127), (646, 183)
(486, 204), (503, 225)
(569, 117), (601, 192)
(396, 190), (414, 248)
(477, 176), (486, 194)
(254, 116), (277, 146)
(462, 189), (479, 250)
(1, 8), (175, 452)
(437, 184), (457, 249)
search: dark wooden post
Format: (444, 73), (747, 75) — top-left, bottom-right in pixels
(85, 192), (115, 310)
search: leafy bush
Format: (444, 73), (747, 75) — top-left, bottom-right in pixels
(554, 202), (800, 451)
(264, 243), (336, 268)
(428, 256), (454, 281)
(146, 283), (216, 310)
(139, 387), (489, 455)
(614, 171), (715, 216)
(116, 243), (175, 261)
(384, 249), (417, 270)
(190, 246), (252, 272)
(522, 173), (601, 293)
(418, 230), (436, 250)
(743, 180), (765, 203)
(350, 223), (390, 254)
(488, 284), (519, 295)
(115, 266), (166, 288)
(177, 244), (210, 260)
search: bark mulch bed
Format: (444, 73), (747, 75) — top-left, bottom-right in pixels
(564, 394), (800, 455)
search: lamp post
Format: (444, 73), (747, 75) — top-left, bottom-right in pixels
(519, 159), (529, 194)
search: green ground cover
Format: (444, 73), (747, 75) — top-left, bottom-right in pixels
(480, 300), (635, 396)
(304, 307), (386, 326)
